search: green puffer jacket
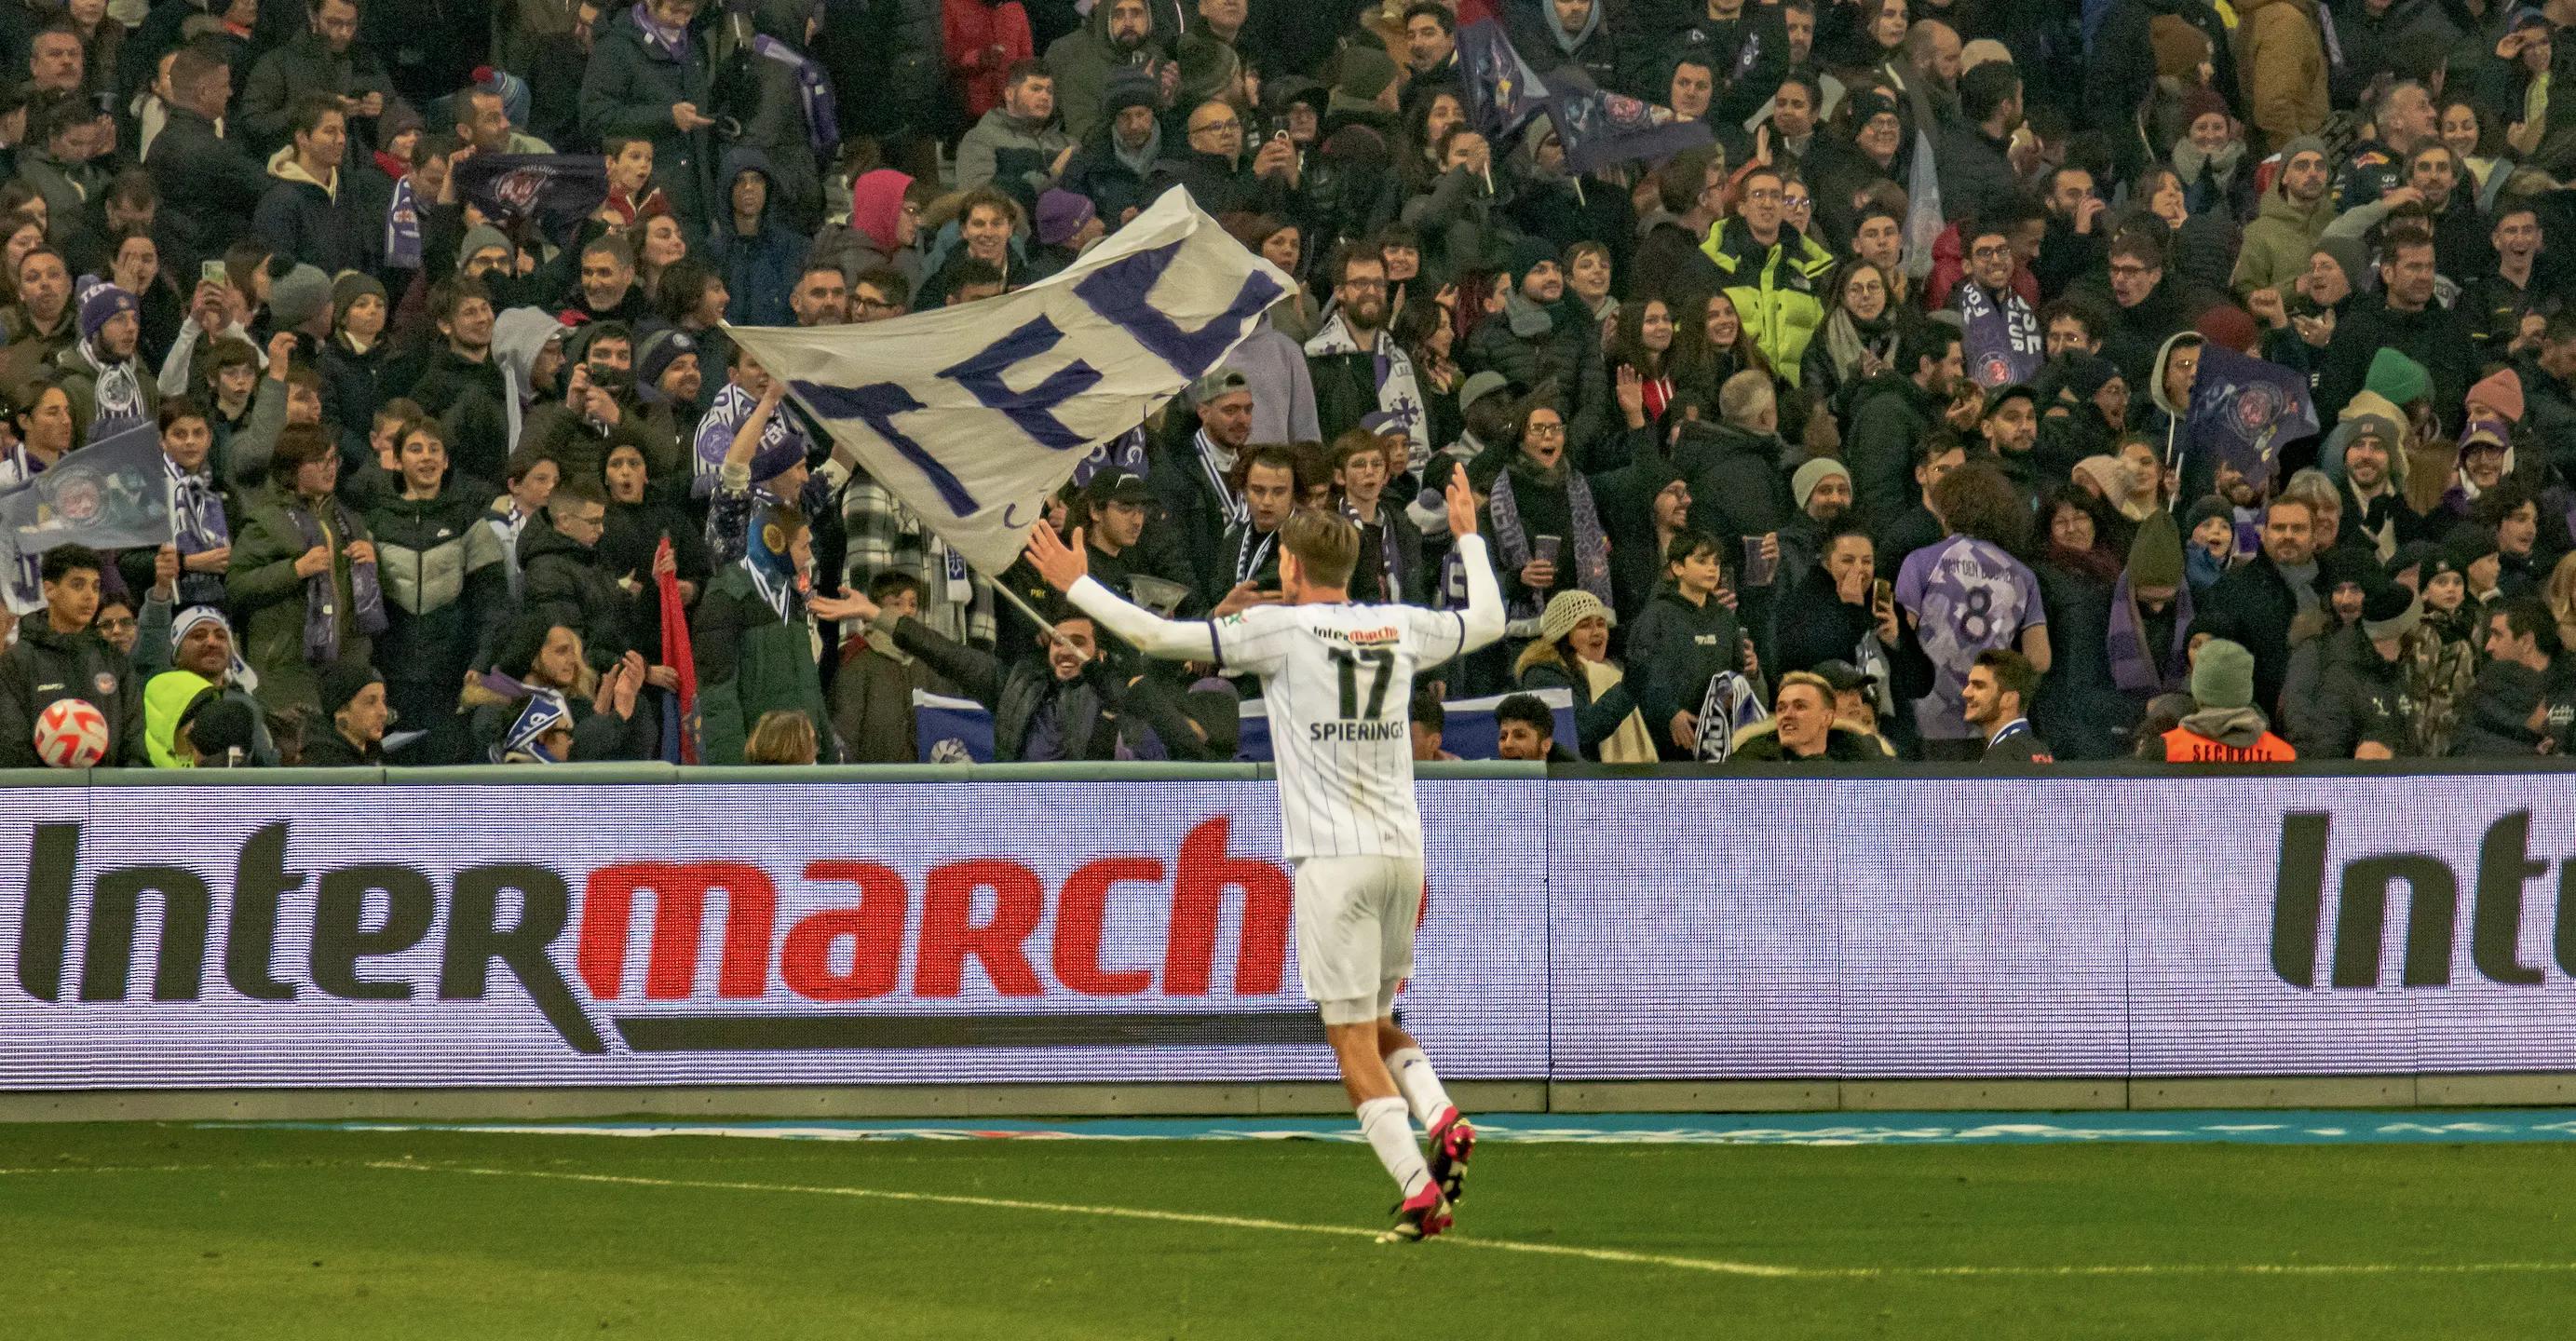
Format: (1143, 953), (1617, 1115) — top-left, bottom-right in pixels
(1699, 217), (1834, 386)
(691, 565), (836, 765)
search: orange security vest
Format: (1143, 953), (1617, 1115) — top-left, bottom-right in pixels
(2161, 725), (2297, 763)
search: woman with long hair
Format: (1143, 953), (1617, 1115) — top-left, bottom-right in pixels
(1799, 259), (1898, 426)
(1669, 289), (1772, 420)
(1607, 295), (1678, 430)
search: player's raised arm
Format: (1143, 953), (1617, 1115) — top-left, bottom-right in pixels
(1024, 523), (1219, 661)
(1445, 472), (1506, 656)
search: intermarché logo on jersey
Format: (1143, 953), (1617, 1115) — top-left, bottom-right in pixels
(8, 818), (1302, 1055)
(2270, 809), (2576, 990)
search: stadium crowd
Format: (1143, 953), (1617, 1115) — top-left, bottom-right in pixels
(0, 0), (2568, 768)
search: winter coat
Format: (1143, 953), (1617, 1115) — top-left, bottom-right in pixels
(889, 614), (1117, 761)
(1043, 0), (1173, 143)
(1700, 217), (1834, 387)
(1632, 215), (1725, 306)
(817, 0), (943, 142)
(1461, 292), (1609, 457)
(1060, 132), (1160, 226)
(224, 488), (376, 718)
(2202, 552), (2315, 716)
(1842, 370), (1938, 527)
(0, 622), (144, 767)
(579, 8), (718, 232)
(405, 348), (513, 484)
(942, 0), (1037, 125)
(1673, 420), (1796, 543)
(253, 150), (383, 277)
(144, 107), (269, 271)
(955, 105), (1071, 197)
(516, 521), (638, 671)
(2285, 625), (2410, 760)
(2316, 297), (2474, 436)
(2230, 182), (2336, 298)
(1932, 115), (2023, 226)
(54, 342), (159, 440)
(707, 148), (811, 328)
(237, 29), (401, 154)
(2236, 0), (2328, 147)
(716, 0), (833, 233)
(1519, 653), (1649, 762)
(1147, 150), (1289, 220)
(1401, 166), (1511, 289)
(367, 484), (508, 764)
(319, 336), (387, 466)
(692, 565), (837, 765)
(833, 627), (941, 762)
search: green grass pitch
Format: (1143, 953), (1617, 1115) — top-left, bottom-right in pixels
(4, 1121), (2570, 1338)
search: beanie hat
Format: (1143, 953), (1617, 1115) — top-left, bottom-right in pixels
(317, 659), (382, 719)
(332, 269), (386, 320)
(268, 264), (332, 332)
(1321, 122), (1390, 167)
(1457, 369), (1512, 415)
(2364, 347), (2431, 408)
(1035, 189), (1096, 248)
(1500, 233), (1556, 281)
(75, 278), (135, 343)
(2469, 367), (2527, 424)
(2183, 495), (2234, 535)
(2361, 587), (2420, 642)
(2319, 546), (2380, 596)
(636, 326), (698, 389)
(1104, 68), (1160, 123)
(2279, 134), (2328, 168)
(1335, 47), (1398, 103)
(1792, 457), (1851, 509)
(457, 224), (514, 269)
(2342, 413), (2401, 454)
(2384, 538), (2439, 585)
(2311, 235), (2366, 289)
(2059, 353), (2120, 401)
(2180, 87), (2230, 129)
(2190, 637), (2256, 711)
(2446, 522), (2500, 571)
(2126, 509), (2187, 588)
(1539, 589), (1612, 644)
(2149, 15), (2211, 81)
(1845, 85), (1901, 129)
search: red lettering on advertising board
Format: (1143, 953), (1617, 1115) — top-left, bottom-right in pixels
(577, 863), (779, 1000)
(915, 860), (1045, 996)
(1053, 859), (1160, 996)
(780, 861), (908, 1000)
(1165, 818), (1290, 996)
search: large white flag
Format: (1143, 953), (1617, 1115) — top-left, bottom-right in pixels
(725, 189), (1293, 575)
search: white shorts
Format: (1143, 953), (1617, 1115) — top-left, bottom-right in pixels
(1292, 855), (1427, 1026)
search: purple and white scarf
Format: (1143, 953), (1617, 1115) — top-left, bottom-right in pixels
(287, 498), (387, 665)
(752, 34), (840, 160)
(2105, 572), (2193, 697)
(1957, 280), (2041, 390)
(1487, 464), (1612, 619)
(632, 2), (692, 61)
(384, 175), (422, 270)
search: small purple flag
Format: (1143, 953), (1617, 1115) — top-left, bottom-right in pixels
(1457, 20), (1552, 141)
(454, 153), (610, 247)
(1544, 88), (1713, 175)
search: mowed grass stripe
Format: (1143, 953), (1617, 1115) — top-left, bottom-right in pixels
(362, 1158), (2576, 1281)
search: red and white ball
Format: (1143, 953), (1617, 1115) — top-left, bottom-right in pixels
(34, 698), (109, 768)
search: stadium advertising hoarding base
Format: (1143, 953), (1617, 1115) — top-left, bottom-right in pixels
(5, 775), (2576, 1090)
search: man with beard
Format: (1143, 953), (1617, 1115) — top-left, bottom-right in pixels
(1059, 75), (1164, 226)
(1151, 366), (1257, 584)
(2203, 494), (2323, 715)
(137, 600), (279, 767)
(2317, 224), (2471, 434)
(1964, 648), (2050, 764)
(1077, 468), (1199, 613)
(1046, 0), (1169, 143)
(2231, 138), (2333, 301)
(1776, 456), (1851, 591)
(1306, 247), (1427, 469)
(1464, 238), (1608, 455)
(1953, 214), (2043, 392)
(788, 262), (850, 327)
(2034, 166), (2108, 304)
(59, 280), (156, 437)
(2334, 413), (2419, 563)
(523, 322), (672, 489)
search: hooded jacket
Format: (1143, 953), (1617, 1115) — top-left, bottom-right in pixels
(578, 5), (717, 231)
(812, 168), (922, 288)
(1700, 216), (1835, 386)
(708, 147), (811, 327)
(1624, 586), (1752, 758)
(517, 519), (639, 670)
(1044, 0), (1176, 142)
(252, 145), (383, 278)
(2230, 177), (2336, 299)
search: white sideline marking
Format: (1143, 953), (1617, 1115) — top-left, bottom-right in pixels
(359, 1160), (2576, 1281)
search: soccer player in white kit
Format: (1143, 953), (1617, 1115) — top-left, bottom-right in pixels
(1025, 474), (1504, 1242)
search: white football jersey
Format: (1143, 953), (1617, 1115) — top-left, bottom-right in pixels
(1213, 602), (1471, 860)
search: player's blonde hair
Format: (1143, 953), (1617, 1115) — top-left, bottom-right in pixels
(1281, 508), (1361, 588)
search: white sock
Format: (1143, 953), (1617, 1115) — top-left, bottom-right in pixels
(1386, 1047), (1455, 1128)
(1357, 1095), (1430, 1198)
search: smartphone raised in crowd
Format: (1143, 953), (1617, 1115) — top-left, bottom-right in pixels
(1740, 535), (1778, 589)
(1534, 535), (1563, 567)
